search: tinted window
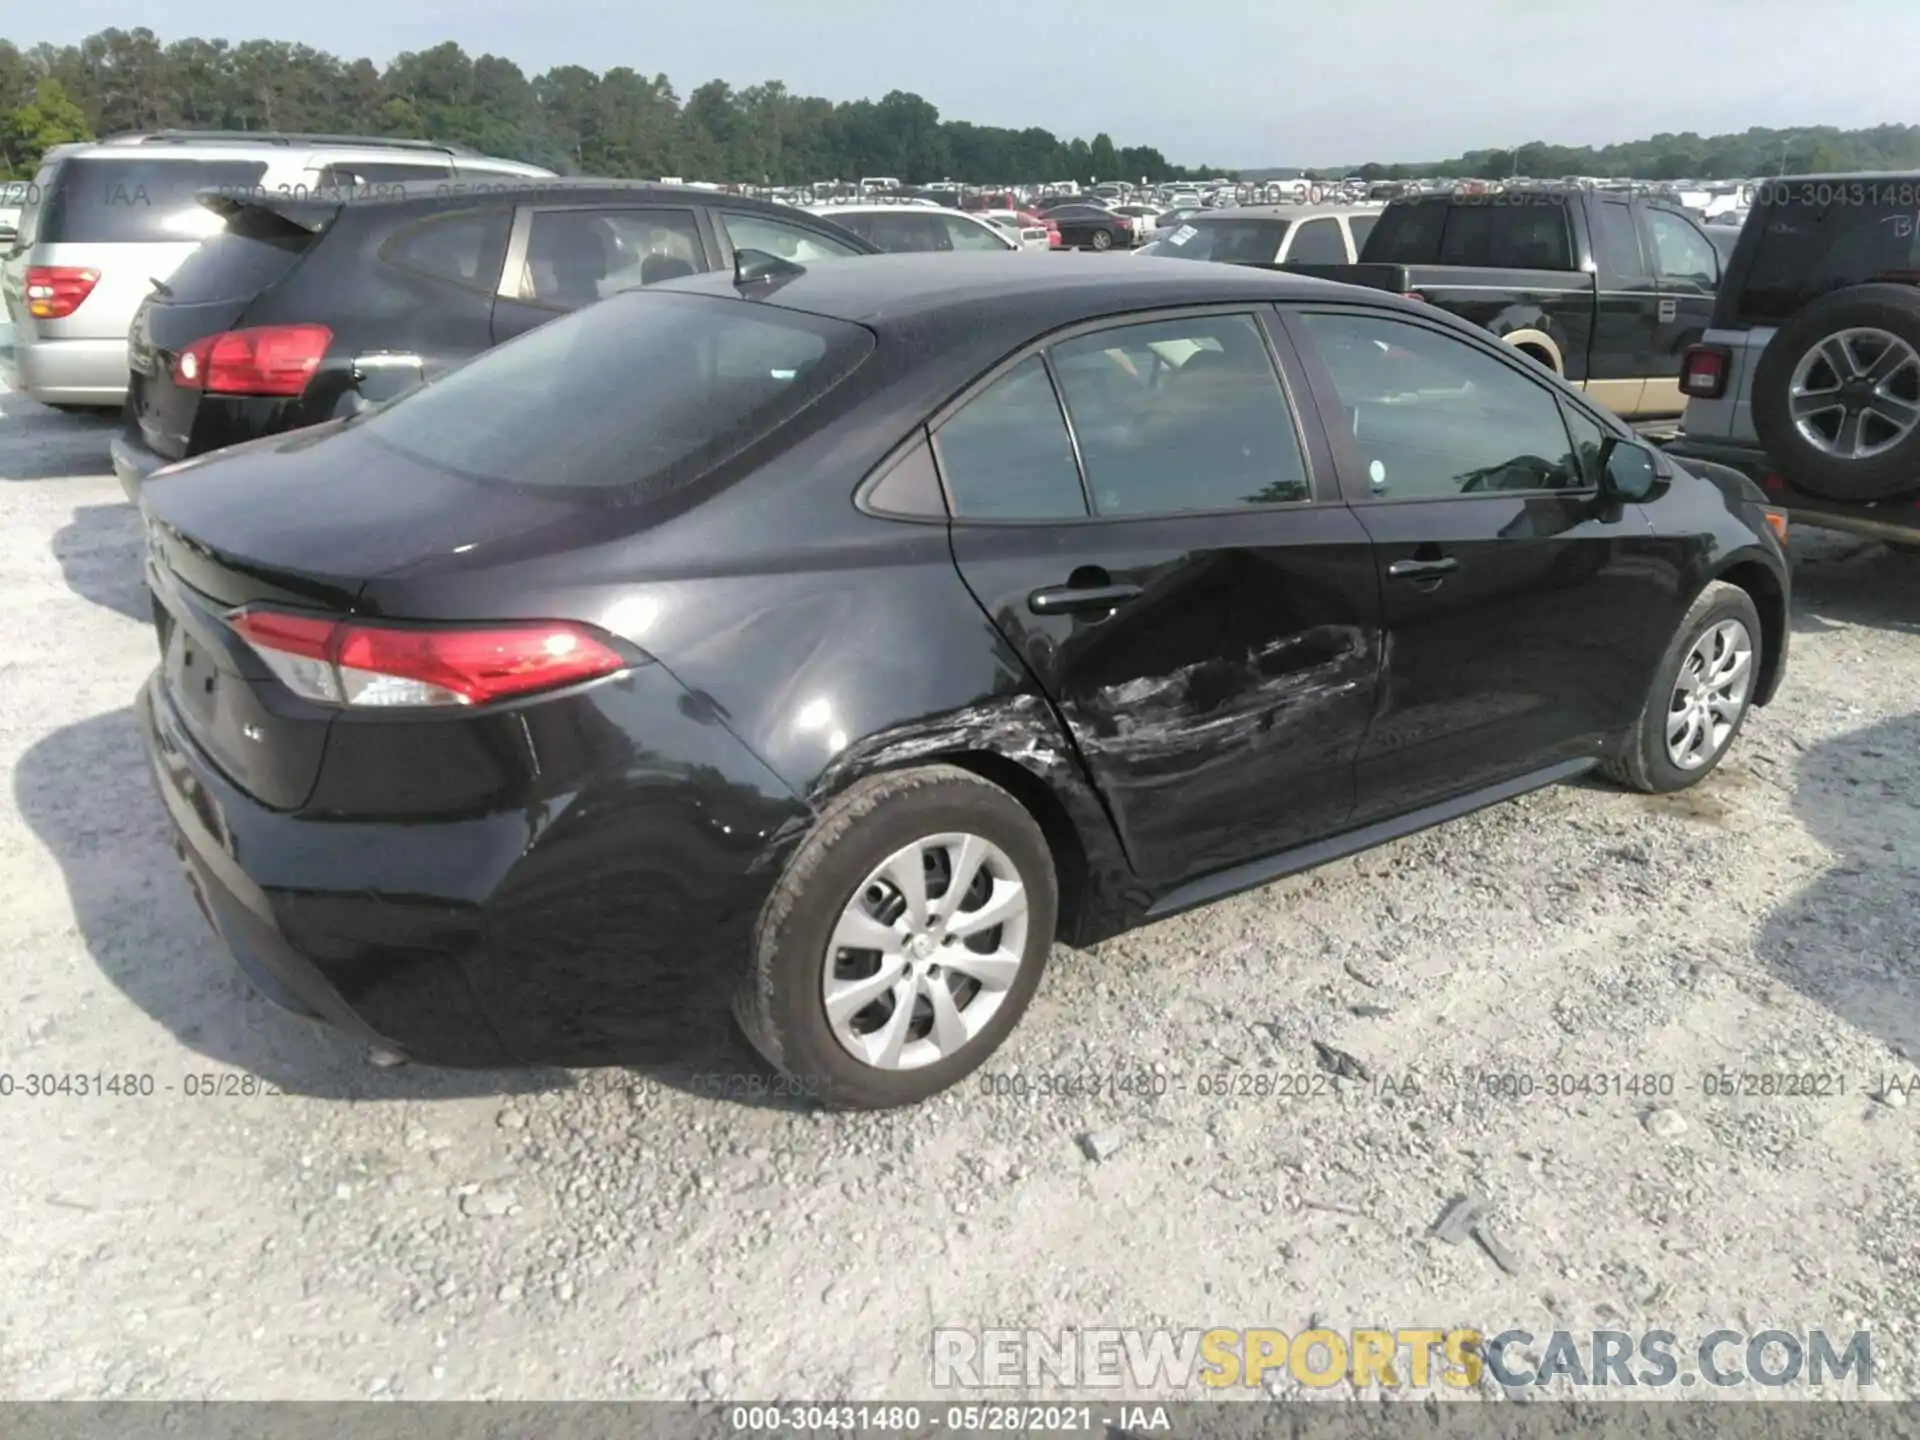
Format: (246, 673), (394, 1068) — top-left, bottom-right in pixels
(1645, 209), (1718, 285)
(1435, 202), (1573, 269)
(1296, 311), (1583, 500)
(1347, 213), (1378, 252)
(1156, 219), (1287, 264)
(934, 357), (1087, 520)
(160, 214), (318, 303)
(355, 291), (872, 498)
(1361, 199), (1447, 262)
(519, 208), (702, 307)
(385, 210), (511, 291)
(1592, 199), (1647, 278)
(1051, 313), (1308, 515)
(1735, 196), (1920, 321)
(1285, 217), (1347, 263)
(40, 158), (269, 243)
(721, 212), (862, 261)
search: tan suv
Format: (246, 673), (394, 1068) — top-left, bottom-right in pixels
(1, 130), (552, 410)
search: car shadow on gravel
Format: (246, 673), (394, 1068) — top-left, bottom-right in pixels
(1756, 712), (1920, 1066)
(1788, 536), (1920, 638)
(52, 501), (147, 622)
(15, 706), (802, 1107)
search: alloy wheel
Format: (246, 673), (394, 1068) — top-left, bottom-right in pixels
(1665, 618), (1754, 770)
(821, 832), (1030, 1071)
(1788, 327), (1920, 459)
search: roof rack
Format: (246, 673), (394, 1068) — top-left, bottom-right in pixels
(98, 130), (481, 158)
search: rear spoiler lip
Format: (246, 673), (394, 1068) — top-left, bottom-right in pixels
(195, 189), (344, 234)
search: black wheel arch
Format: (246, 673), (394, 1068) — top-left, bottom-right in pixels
(1710, 552), (1789, 706)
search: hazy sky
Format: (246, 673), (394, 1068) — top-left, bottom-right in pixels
(21, 0), (1916, 167)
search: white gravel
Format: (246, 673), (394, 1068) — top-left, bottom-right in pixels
(0, 380), (1915, 1401)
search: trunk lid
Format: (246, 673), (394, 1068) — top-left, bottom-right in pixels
(128, 196), (337, 461)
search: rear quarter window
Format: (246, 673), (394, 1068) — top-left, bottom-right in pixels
(159, 218), (318, 303)
(39, 157), (271, 243)
(354, 290), (874, 500)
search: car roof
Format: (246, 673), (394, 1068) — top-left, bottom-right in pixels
(656, 250), (1375, 329)
(54, 138), (547, 171)
(326, 181), (826, 215)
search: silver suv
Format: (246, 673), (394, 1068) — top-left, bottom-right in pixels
(1667, 171), (1920, 542)
(1, 131), (553, 410)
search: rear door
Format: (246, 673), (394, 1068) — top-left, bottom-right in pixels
(491, 203), (712, 343)
(937, 308), (1381, 890)
(1643, 206), (1723, 417)
(1585, 195), (1658, 416)
(1280, 302), (1667, 820)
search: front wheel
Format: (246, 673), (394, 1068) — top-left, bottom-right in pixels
(736, 765), (1057, 1110)
(1089, 229), (1113, 251)
(1604, 580), (1762, 794)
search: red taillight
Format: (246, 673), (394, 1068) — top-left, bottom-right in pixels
(25, 266), (100, 319)
(1681, 345), (1730, 400)
(1761, 473), (1785, 492)
(226, 609), (630, 708)
(173, 324), (333, 397)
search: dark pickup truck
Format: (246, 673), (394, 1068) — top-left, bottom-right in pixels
(1284, 188), (1725, 423)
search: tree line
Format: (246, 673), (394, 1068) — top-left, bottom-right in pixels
(0, 29), (1229, 184)
(5, 31), (1917, 190)
(1265, 124), (1920, 184)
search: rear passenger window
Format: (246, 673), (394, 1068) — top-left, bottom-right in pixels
(1347, 213), (1378, 254)
(1592, 199), (1648, 279)
(316, 161), (454, 188)
(1050, 313), (1309, 514)
(383, 211), (511, 292)
(934, 357), (1088, 520)
(721, 213), (863, 262)
(1286, 217), (1346, 263)
(1437, 202), (1573, 269)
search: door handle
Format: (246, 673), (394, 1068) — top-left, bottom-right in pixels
(1027, 582), (1142, 616)
(1657, 298), (1678, 322)
(1387, 556), (1459, 580)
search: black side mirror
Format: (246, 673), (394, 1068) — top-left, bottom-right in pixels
(1597, 435), (1659, 501)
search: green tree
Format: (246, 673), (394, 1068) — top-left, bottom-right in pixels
(1088, 131), (1117, 180)
(3, 77), (91, 173)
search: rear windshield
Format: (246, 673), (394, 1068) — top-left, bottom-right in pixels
(160, 212), (320, 303)
(1363, 197), (1574, 269)
(1733, 191), (1920, 322)
(1153, 219), (1287, 264)
(40, 157), (271, 243)
(355, 290), (875, 498)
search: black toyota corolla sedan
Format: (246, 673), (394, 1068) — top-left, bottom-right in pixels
(135, 252), (1790, 1109)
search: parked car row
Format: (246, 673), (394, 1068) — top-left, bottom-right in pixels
(1, 129), (1804, 1111)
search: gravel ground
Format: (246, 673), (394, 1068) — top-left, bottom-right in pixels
(0, 380), (1915, 1403)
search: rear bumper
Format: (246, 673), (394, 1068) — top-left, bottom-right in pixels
(136, 656), (808, 1069)
(112, 425), (170, 502)
(0, 335), (130, 407)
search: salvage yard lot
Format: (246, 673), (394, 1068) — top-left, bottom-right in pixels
(0, 378), (1915, 1400)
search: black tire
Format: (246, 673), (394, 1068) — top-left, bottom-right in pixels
(1089, 228), (1113, 251)
(1603, 580), (1763, 794)
(735, 764), (1057, 1110)
(1751, 284), (1920, 502)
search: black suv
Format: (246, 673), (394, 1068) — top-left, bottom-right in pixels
(1666, 172), (1920, 543)
(111, 181), (879, 498)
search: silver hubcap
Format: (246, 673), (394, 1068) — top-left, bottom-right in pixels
(1092, 231), (1111, 249)
(1789, 327), (1920, 459)
(1666, 619), (1753, 771)
(821, 832), (1029, 1071)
